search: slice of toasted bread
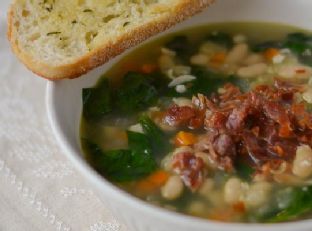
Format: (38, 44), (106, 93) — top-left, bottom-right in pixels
(7, 0), (214, 80)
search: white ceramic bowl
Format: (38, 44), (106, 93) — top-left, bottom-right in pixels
(47, 0), (312, 230)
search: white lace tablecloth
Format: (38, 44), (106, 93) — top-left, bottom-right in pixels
(0, 2), (126, 231)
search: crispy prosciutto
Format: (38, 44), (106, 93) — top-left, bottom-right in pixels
(164, 80), (312, 179)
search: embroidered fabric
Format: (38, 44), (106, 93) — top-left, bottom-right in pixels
(0, 3), (126, 231)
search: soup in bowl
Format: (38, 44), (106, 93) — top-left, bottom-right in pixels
(47, 0), (312, 231)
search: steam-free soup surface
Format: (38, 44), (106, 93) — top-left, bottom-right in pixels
(81, 22), (312, 223)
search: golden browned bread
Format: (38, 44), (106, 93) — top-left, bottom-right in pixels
(7, 0), (215, 80)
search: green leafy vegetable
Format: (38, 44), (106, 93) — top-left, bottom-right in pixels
(127, 130), (152, 154)
(139, 115), (167, 153)
(235, 160), (254, 180)
(269, 186), (312, 222)
(84, 131), (157, 182)
(284, 33), (312, 53)
(206, 32), (233, 48)
(283, 32), (312, 66)
(83, 78), (111, 120)
(115, 72), (158, 113)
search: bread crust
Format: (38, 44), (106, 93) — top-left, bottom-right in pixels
(7, 0), (215, 80)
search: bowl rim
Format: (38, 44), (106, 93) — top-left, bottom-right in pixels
(46, 22), (312, 231)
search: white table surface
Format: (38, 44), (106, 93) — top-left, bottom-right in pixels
(0, 2), (126, 231)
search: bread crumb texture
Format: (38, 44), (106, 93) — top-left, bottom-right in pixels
(8, 0), (213, 79)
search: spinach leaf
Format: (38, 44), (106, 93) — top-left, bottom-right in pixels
(269, 186), (312, 222)
(284, 33), (312, 53)
(127, 130), (152, 154)
(283, 32), (312, 66)
(139, 115), (167, 153)
(84, 131), (157, 182)
(206, 32), (233, 48)
(235, 160), (254, 181)
(115, 72), (158, 113)
(189, 68), (229, 95)
(165, 35), (191, 57)
(83, 78), (111, 120)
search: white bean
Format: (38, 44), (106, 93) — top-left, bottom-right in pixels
(199, 178), (215, 197)
(175, 85), (187, 93)
(224, 177), (245, 204)
(245, 181), (272, 208)
(167, 65), (192, 79)
(237, 63), (268, 78)
(172, 65), (192, 76)
(292, 145), (312, 179)
(158, 55), (175, 71)
(161, 175), (184, 200)
(225, 43), (249, 64)
(190, 54), (209, 66)
(172, 97), (193, 107)
(233, 34), (247, 44)
(272, 54), (286, 64)
(199, 41), (226, 56)
(222, 64), (239, 75)
(243, 53), (265, 65)
(161, 47), (176, 56)
(161, 154), (173, 171)
(278, 65), (312, 79)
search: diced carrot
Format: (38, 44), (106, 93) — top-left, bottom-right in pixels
(210, 52), (226, 64)
(175, 131), (197, 146)
(232, 202), (246, 213)
(148, 170), (170, 185)
(264, 48), (279, 60)
(141, 64), (158, 74)
(136, 170), (170, 194)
